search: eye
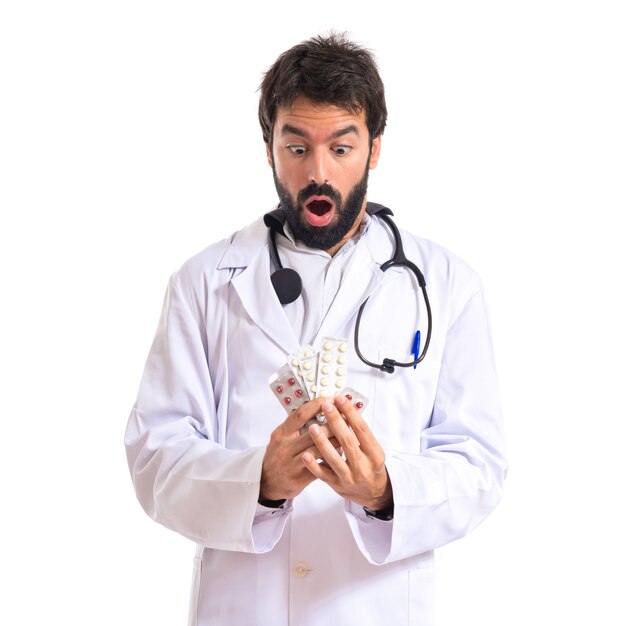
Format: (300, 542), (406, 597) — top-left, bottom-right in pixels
(287, 144), (307, 156)
(333, 145), (352, 156)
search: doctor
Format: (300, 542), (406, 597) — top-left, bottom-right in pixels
(125, 32), (507, 626)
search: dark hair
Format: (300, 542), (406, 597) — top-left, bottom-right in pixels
(258, 32), (387, 144)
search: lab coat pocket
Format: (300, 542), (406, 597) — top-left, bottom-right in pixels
(371, 350), (442, 454)
(187, 555), (202, 626)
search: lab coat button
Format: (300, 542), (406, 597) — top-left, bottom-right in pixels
(293, 562), (310, 578)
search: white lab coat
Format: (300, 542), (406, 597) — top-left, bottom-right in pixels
(125, 211), (507, 626)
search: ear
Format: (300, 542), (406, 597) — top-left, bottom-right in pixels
(369, 136), (382, 169)
(265, 142), (273, 168)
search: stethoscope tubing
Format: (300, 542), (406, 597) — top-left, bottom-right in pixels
(352, 212), (432, 373)
(265, 204), (432, 374)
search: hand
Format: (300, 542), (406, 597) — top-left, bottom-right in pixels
(260, 397), (334, 501)
(302, 394), (393, 511)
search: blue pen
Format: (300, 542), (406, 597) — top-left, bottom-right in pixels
(411, 330), (421, 369)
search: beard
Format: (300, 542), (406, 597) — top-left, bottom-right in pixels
(272, 162), (370, 251)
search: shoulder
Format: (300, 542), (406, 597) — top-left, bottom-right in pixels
(367, 213), (485, 328)
(171, 215), (268, 288)
(369, 214), (482, 293)
(403, 229), (481, 289)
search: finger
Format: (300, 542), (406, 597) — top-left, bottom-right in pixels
(290, 424), (339, 458)
(302, 450), (336, 481)
(320, 398), (362, 459)
(300, 432), (339, 455)
(283, 396), (326, 434)
(332, 394), (380, 456)
(308, 421), (352, 477)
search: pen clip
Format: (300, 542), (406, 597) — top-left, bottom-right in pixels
(411, 330), (421, 369)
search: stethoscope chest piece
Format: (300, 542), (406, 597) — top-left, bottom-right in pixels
(265, 216), (303, 305)
(270, 267), (302, 305)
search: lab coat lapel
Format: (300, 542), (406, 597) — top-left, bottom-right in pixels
(230, 244), (300, 355)
(314, 241), (384, 343)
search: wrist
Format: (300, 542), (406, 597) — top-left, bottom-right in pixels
(363, 473), (394, 519)
(258, 496), (287, 508)
(363, 500), (394, 520)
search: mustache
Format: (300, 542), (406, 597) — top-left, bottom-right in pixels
(297, 183), (341, 205)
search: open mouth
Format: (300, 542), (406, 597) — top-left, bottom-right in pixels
(304, 197), (335, 227)
(307, 200), (332, 215)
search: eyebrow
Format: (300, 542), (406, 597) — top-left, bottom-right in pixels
(279, 123), (361, 140)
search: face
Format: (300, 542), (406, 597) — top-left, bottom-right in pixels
(267, 97), (381, 254)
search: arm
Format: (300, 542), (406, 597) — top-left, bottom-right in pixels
(304, 284), (507, 564)
(124, 276), (259, 551)
(125, 275), (306, 553)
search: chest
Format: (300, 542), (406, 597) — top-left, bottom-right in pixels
(213, 265), (444, 455)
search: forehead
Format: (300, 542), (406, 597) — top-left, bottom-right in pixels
(275, 97), (367, 136)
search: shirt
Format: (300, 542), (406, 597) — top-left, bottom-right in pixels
(276, 214), (372, 345)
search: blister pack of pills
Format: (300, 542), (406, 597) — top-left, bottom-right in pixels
(299, 352), (320, 398)
(269, 363), (309, 413)
(287, 345), (315, 389)
(316, 337), (349, 397)
(269, 337), (368, 421)
(299, 386), (370, 434)
(340, 387), (369, 412)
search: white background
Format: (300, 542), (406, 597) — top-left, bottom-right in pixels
(1, 1), (624, 624)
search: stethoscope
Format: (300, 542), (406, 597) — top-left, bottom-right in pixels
(263, 202), (432, 373)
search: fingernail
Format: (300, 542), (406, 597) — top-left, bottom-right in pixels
(322, 401), (333, 413)
(309, 424), (320, 436)
(335, 394), (347, 405)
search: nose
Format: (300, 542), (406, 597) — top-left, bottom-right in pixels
(308, 149), (329, 185)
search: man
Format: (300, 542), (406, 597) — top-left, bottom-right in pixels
(125, 33), (507, 626)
